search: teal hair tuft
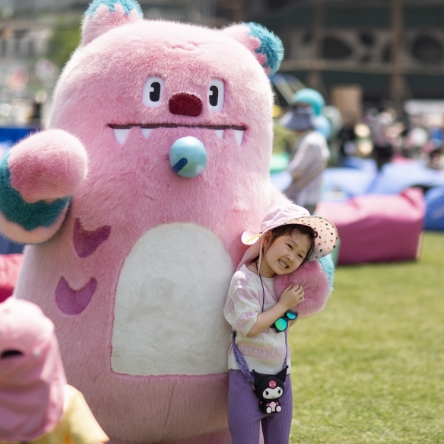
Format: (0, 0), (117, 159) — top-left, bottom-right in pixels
(246, 22), (284, 75)
(86, 0), (143, 17)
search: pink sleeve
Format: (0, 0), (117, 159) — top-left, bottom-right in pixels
(224, 272), (261, 336)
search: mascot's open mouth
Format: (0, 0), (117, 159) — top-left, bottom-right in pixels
(108, 123), (247, 146)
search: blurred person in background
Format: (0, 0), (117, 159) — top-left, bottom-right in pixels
(336, 110), (358, 165)
(27, 91), (47, 128)
(280, 105), (330, 214)
(427, 144), (444, 170)
(403, 126), (429, 159)
(370, 107), (404, 170)
(421, 126), (444, 170)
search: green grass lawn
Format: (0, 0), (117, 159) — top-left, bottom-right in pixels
(289, 232), (444, 444)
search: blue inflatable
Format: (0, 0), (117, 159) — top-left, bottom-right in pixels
(0, 126), (38, 147)
(367, 160), (444, 195)
(424, 186), (444, 231)
(271, 157), (379, 199)
(322, 167), (376, 200)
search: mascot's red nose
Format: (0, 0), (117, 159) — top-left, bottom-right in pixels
(169, 93), (202, 116)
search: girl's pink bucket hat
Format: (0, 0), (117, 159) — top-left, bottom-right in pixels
(238, 204), (338, 269)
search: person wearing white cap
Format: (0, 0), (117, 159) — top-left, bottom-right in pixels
(280, 105), (330, 214)
(224, 204), (338, 444)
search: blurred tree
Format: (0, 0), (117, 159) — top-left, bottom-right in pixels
(47, 25), (81, 70)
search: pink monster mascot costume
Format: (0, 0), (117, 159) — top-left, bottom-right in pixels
(0, 1), (334, 443)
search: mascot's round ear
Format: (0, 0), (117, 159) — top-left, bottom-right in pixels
(81, 0), (143, 46)
(222, 22), (284, 75)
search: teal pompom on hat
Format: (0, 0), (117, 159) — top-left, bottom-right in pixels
(291, 88), (325, 117)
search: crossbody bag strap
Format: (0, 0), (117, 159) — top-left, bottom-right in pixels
(231, 330), (288, 388)
(231, 331), (255, 387)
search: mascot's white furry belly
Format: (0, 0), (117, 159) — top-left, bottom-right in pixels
(112, 223), (233, 376)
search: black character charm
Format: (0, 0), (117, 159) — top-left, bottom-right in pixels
(253, 367), (287, 414)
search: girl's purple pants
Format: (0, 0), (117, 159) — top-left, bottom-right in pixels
(228, 369), (293, 444)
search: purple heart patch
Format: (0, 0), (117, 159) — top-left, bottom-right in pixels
(56, 276), (97, 315)
(73, 218), (111, 258)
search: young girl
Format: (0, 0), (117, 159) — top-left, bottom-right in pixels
(224, 203), (338, 444)
(0, 298), (109, 444)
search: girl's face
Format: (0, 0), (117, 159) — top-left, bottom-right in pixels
(260, 230), (311, 278)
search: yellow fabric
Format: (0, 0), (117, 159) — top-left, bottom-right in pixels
(1, 385), (108, 444)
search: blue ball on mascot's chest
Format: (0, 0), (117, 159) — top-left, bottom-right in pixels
(170, 136), (208, 178)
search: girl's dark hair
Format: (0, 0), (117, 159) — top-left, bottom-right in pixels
(269, 224), (317, 264)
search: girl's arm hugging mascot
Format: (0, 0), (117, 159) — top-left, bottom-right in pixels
(0, 1), (334, 442)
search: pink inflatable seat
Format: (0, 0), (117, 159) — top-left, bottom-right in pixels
(317, 188), (425, 265)
(0, 254), (23, 303)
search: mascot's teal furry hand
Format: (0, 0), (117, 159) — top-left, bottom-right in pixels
(0, 1), (332, 443)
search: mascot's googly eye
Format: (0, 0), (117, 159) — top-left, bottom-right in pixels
(208, 79), (224, 111)
(143, 77), (165, 107)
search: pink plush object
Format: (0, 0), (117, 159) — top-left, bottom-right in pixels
(0, 298), (66, 441)
(8, 130), (87, 204)
(0, 254), (23, 303)
(4, 3), (330, 443)
(317, 188), (425, 265)
(273, 260), (331, 318)
(0, 129), (86, 245)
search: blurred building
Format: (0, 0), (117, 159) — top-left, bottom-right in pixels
(0, 0), (222, 23)
(1, 0), (444, 110)
(245, 0), (444, 107)
(0, 22), (50, 61)
(0, 0), (70, 11)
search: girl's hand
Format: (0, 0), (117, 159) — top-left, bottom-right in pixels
(247, 284), (304, 338)
(279, 284), (304, 311)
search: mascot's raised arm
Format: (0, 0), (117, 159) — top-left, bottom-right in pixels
(0, 1), (333, 442)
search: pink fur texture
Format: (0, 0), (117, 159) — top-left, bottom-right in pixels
(8, 129), (87, 204)
(221, 24), (267, 70)
(273, 260), (331, 318)
(81, 4), (142, 46)
(8, 7), (330, 444)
